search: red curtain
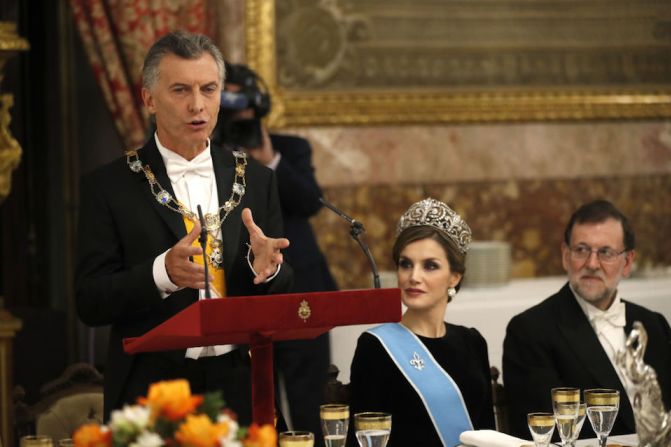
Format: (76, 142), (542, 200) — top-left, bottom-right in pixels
(69, 0), (215, 148)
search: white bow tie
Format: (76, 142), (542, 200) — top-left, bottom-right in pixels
(590, 301), (626, 328)
(165, 154), (212, 179)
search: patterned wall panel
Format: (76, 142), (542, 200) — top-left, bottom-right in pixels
(312, 174), (671, 290)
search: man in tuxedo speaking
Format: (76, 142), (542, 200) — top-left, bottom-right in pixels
(75, 31), (293, 423)
(503, 199), (671, 438)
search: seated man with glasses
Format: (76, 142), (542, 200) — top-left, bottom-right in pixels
(502, 199), (671, 439)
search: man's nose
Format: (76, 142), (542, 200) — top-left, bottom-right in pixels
(189, 92), (204, 112)
(585, 250), (601, 269)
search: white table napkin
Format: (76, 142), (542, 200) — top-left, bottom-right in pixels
(459, 429), (530, 447)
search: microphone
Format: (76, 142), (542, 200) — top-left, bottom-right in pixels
(319, 198), (380, 289)
(320, 198), (365, 231)
(196, 205), (212, 299)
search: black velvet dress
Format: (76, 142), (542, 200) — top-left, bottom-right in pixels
(348, 323), (495, 447)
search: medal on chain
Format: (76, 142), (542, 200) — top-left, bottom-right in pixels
(125, 149), (248, 269)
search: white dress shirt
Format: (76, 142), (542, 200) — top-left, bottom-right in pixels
(571, 285), (634, 404)
(151, 134), (231, 358)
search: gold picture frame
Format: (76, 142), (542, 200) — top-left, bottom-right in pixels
(246, 0), (671, 127)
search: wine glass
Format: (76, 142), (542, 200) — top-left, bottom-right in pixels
(320, 404), (349, 447)
(20, 436), (53, 447)
(354, 412), (392, 447)
(566, 403), (586, 447)
(279, 431), (315, 447)
(551, 387), (580, 447)
(585, 389), (620, 447)
(527, 412), (555, 447)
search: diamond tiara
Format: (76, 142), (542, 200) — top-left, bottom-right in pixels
(396, 198), (472, 254)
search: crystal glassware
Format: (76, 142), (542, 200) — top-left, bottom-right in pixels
(566, 403), (586, 447)
(20, 436), (53, 447)
(354, 412), (392, 447)
(279, 431), (315, 447)
(527, 412), (556, 447)
(551, 387), (580, 446)
(320, 404), (349, 447)
(585, 389), (620, 447)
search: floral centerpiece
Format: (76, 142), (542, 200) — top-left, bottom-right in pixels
(72, 379), (276, 447)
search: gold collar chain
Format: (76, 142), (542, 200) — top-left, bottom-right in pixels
(125, 148), (247, 249)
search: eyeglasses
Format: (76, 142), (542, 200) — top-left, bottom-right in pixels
(568, 244), (627, 263)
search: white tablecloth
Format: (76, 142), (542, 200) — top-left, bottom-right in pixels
(458, 430), (638, 447)
(575, 433), (639, 446)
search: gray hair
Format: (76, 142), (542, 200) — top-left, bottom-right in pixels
(142, 31), (226, 90)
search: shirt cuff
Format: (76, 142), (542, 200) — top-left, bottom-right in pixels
(266, 151), (281, 171)
(153, 250), (183, 298)
(246, 244), (282, 283)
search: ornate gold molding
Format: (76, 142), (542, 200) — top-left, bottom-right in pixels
(245, 0), (671, 127)
(0, 22), (30, 203)
(0, 95), (21, 200)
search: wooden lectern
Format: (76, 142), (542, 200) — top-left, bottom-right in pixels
(123, 288), (401, 425)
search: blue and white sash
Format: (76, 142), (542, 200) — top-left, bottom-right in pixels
(367, 323), (473, 447)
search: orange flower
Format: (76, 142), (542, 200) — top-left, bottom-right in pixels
(73, 423), (112, 447)
(175, 414), (230, 447)
(243, 423), (277, 447)
(138, 379), (203, 421)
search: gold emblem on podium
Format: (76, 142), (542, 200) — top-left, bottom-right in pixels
(298, 300), (311, 322)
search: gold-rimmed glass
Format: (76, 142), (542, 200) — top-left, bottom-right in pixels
(354, 412), (391, 447)
(527, 412), (555, 447)
(20, 436), (53, 447)
(279, 431), (314, 447)
(585, 389), (620, 447)
(566, 403), (586, 447)
(320, 404), (349, 447)
(551, 387), (580, 447)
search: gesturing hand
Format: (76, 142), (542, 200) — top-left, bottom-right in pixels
(242, 208), (290, 284)
(165, 221), (211, 289)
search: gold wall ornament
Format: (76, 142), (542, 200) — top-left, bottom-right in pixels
(0, 22), (29, 203)
(246, 0), (671, 127)
(298, 299), (311, 322)
(0, 95), (21, 200)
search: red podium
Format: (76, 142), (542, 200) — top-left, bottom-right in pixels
(123, 288), (401, 425)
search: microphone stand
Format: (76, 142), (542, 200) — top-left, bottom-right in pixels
(319, 198), (381, 289)
(197, 205), (212, 299)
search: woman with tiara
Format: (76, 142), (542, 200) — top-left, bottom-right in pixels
(348, 198), (495, 447)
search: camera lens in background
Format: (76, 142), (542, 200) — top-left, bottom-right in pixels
(216, 117), (263, 149)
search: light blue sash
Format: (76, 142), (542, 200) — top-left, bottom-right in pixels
(367, 323), (473, 447)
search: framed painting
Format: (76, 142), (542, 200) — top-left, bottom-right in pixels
(245, 0), (671, 127)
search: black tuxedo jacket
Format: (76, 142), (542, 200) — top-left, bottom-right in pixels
(75, 138), (292, 417)
(503, 283), (671, 438)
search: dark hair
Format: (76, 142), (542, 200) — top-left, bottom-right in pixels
(142, 31), (225, 90)
(392, 226), (467, 297)
(563, 199), (635, 250)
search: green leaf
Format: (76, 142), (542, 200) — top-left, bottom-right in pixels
(198, 391), (226, 421)
(154, 418), (179, 441)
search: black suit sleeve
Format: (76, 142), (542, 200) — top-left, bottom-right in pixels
(273, 135), (323, 217)
(503, 314), (564, 438)
(76, 172), (163, 327)
(259, 168), (293, 294)
(225, 161), (293, 296)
